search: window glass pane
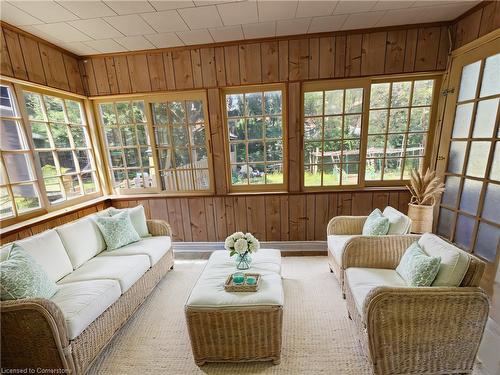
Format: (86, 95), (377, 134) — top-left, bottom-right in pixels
(168, 101), (185, 124)
(248, 164), (265, 184)
(82, 172), (97, 194)
(50, 124), (71, 148)
(125, 148), (140, 167)
(466, 141), (491, 178)
(491, 142), (500, 181)
(161, 171), (176, 190)
(63, 174), (81, 198)
(342, 164), (359, 185)
(441, 176), (461, 207)
(474, 222), (500, 262)
(324, 116), (342, 139)
(65, 100), (84, 124)
(116, 102), (133, 124)
(172, 126), (188, 146)
(406, 133), (426, 157)
(0, 119), (24, 150)
(482, 183), (500, 224)
(99, 103), (116, 125)
(459, 179), (483, 215)
(266, 141), (282, 162)
(304, 164), (323, 186)
(472, 98), (498, 138)
(370, 83), (390, 109)
(345, 88), (363, 113)
(480, 53), (500, 98)
(105, 127), (121, 147)
(265, 116), (282, 138)
(231, 143), (246, 163)
(4, 154), (32, 182)
(245, 93), (263, 116)
(45, 177), (64, 203)
(437, 208), (455, 239)
(137, 124), (148, 145)
(458, 60), (480, 102)
(76, 150), (92, 171)
(388, 108), (408, 133)
(365, 159), (383, 180)
(31, 122), (51, 148)
(447, 141), (467, 174)
(266, 164), (283, 184)
(0, 187), (14, 219)
(325, 90), (343, 115)
(44, 96), (65, 122)
(132, 101), (146, 123)
(226, 94), (244, 117)
(264, 91), (281, 115)
(402, 157), (423, 179)
(121, 126), (137, 146)
(391, 81), (411, 108)
(152, 103), (168, 125)
(368, 109), (387, 134)
(23, 92), (45, 121)
(409, 107), (430, 132)
(12, 184), (40, 213)
(58, 151), (76, 173)
(248, 141), (264, 162)
(228, 118), (245, 140)
(187, 100), (204, 123)
(189, 124), (206, 146)
(304, 91), (323, 116)
(455, 214), (475, 250)
(38, 151), (57, 177)
(412, 80), (434, 106)
(344, 115), (361, 138)
(323, 164), (341, 186)
(70, 126), (87, 148)
(231, 165), (248, 185)
(247, 118), (263, 139)
(0, 86), (15, 117)
(304, 118), (322, 141)
(194, 169), (210, 190)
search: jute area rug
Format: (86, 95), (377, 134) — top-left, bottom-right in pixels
(87, 256), (479, 375)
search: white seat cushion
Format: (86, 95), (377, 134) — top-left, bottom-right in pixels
(383, 206), (411, 235)
(418, 233), (470, 287)
(345, 267), (406, 315)
(327, 235), (355, 266)
(51, 280), (121, 340)
(187, 249), (283, 308)
(58, 255), (150, 293)
(97, 236), (171, 267)
(15, 230), (73, 282)
(56, 216), (106, 269)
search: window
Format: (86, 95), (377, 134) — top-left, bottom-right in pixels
(95, 91), (213, 194)
(303, 81), (366, 187)
(98, 100), (156, 192)
(366, 78), (436, 182)
(302, 75), (439, 189)
(22, 88), (99, 204)
(151, 98), (211, 192)
(0, 84), (41, 220)
(222, 85), (286, 191)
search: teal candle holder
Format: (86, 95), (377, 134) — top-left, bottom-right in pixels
(233, 272), (245, 284)
(246, 276), (257, 285)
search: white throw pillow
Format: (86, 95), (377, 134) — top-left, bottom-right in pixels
(108, 205), (150, 237)
(15, 229), (73, 282)
(383, 206), (411, 235)
(418, 233), (470, 287)
(56, 216), (107, 269)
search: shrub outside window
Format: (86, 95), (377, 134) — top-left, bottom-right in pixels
(222, 85), (286, 192)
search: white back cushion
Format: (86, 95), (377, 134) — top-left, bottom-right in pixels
(56, 216), (106, 269)
(15, 229), (73, 282)
(108, 205), (149, 237)
(418, 233), (470, 287)
(383, 206), (411, 235)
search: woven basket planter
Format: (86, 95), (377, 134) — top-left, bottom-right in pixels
(408, 203), (434, 233)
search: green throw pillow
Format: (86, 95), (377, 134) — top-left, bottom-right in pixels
(108, 205), (150, 238)
(362, 209), (390, 235)
(0, 244), (57, 301)
(95, 211), (141, 250)
(396, 242), (441, 287)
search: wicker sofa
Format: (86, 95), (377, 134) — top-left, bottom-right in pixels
(1, 210), (174, 374)
(343, 233), (489, 375)
(327, 206), (412, 294)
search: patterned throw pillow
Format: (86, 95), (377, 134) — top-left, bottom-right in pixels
(108, 205), (150, 237)
(0, 244), (57, 301)
(362, 209), (390, 235)
(396, 242), (441, 287)
(95, 211), (141, 250)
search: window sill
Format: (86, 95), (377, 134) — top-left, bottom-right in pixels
(1, 196), (109, 237)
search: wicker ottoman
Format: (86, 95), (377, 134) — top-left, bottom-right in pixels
(185, 249), (284, 366)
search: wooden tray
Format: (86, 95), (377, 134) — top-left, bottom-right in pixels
(224, 273), (261, 292)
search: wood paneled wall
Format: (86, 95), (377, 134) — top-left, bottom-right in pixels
(111, 190), (411, 242)
(0, 24), (85, 94)
(81, 24), (449, 97)
(1, 201), (109, 244)
(452, 1), (500, 50)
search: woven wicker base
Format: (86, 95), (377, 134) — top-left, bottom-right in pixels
(185, 306), (283, 366)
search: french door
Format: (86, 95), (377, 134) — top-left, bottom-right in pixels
(435, 34), (500, 286)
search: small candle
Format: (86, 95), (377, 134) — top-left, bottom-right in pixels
(233, 273), (244, 284)
(246, 276), (257, 285)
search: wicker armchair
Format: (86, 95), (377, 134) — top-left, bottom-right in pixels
(1, 219), (174, 375)
(327, 209), (413, 295)
(343, 235), (489, 375)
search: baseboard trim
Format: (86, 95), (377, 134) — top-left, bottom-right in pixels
(173, 241), (327, 254)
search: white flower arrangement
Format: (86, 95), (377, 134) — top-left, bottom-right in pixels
(224, 232), (260, 257)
